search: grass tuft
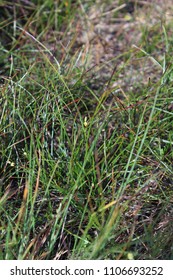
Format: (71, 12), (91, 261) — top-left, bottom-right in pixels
(1, 0), (173, 260)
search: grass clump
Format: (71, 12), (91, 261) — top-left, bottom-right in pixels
(0, 0), (173, 260)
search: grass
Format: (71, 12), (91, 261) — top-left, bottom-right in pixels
(0, 0), (173, 260)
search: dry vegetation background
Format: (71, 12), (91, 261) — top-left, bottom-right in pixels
(63, 0), (173, 89)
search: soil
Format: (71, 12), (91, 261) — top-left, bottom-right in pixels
(62, 0), (173, 92)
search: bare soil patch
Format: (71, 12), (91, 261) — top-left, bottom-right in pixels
(63, 0), (173, 91)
